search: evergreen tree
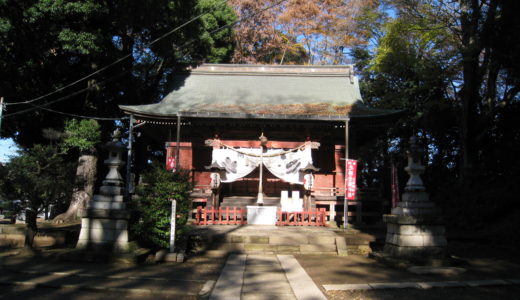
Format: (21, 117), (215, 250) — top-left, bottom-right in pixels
(0, 0), (237, 147)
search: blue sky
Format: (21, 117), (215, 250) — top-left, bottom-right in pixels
(0, 138), (18, 163)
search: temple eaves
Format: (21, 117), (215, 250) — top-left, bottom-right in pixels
(119, 64), (403, 121)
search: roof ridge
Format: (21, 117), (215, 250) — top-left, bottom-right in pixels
(190, 64), (354, 76)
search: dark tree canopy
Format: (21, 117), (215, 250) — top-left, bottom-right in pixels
(352, 0), (520, 226)
(0, 0), (236, 147)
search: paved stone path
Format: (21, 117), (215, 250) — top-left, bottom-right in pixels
(210, 254), (327, 300)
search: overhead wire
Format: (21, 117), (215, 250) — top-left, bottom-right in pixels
(3, 0), (289, 120)
(32, 105), (129, 121)
(4, 0), (231, 107)
(3, 71), (130, 118)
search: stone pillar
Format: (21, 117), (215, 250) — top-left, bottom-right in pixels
(77, 129), (130, 253)
(383, 136), (447, 258)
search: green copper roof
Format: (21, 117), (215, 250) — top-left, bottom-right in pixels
(119, 64), (400, 121)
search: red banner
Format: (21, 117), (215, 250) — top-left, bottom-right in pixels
(345, 159), (358, 200)
(166, 156), (176, 172)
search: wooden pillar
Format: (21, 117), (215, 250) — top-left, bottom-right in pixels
(175, 114), (181, 171)
(343, 117), (350, 229)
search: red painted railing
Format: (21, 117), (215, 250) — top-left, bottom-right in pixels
(276, 208), (327, 226)
(194, 207), (328, 226)
(195, 206), (247, 225)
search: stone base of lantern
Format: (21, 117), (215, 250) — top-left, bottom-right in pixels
(383, 214), (446, 258)
(77, 209), (130, 253)
(76, 190), (131, 253)
(383, 190), (447, 259)
(381, 137), (448, 260)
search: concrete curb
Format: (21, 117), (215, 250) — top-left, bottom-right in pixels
(209, 254), (246, 300)
(278, 254), (327, 300)
(323, 278), (520, 291)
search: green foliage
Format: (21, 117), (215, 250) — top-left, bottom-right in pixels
(58, 29), (101, 55)
(352, 0), (520, 230)
(1, 0), (236, 147)
(352, 14), (462, 202)
(130, 164), (192, 249)
(197, 0), (237, 63)
(0, 144), (75, 221)
(62, 119), (101, 152)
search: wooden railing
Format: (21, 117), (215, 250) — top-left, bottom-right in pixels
(276, 208), (327, 227)
(195, 206), (247, 225)
(194, 207), (327, 226)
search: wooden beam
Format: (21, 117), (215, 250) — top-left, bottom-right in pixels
(204, 139), (320, 149)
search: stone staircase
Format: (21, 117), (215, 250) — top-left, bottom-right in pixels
(188, 225), (345, 256)
(187, 225), (388, 256)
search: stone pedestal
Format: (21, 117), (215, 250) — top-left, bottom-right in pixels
(77, 129), (130, 253)
(383, 214), (446, 257)
(383, 137), (447, 258)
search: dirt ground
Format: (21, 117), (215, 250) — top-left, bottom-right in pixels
(326, 286), (520, 300)
(297, 237), (520, 300)
(1, 222), (519, 300)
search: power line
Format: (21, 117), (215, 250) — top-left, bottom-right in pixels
(3, 86), (95, 118)
(3, 71), (129, 118)
(2, 0), (288, 119)
(5, 0), (231, 107)
(32, 105), (129, 121)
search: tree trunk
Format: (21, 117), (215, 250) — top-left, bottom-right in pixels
(459, 0), (481, 188)
(53, 153), (97, 223)
(23, 209), (38, 252)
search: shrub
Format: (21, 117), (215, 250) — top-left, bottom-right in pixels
(130, 164), (192, 249)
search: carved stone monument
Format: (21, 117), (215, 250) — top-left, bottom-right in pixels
(383, 136), (447, 258)
(77, 129), (130, 252)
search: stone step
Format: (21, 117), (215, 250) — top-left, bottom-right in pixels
(206, 233), (337, 245)
(206, 242), (338, 255)
(192, 232), (341, 255)
(201, 244), (369, 256)
(188, 225), (384, 256)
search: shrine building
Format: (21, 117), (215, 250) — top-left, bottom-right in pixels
(119, 64), (401, 226)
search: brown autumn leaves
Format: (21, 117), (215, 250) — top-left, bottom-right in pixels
(229, 0), (377, 65)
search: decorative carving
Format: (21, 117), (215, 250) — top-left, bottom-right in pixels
(259, 131), (268, 147)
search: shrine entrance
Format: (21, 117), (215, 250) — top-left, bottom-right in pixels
(223, 168), (295, 197)
(120, 63), (404, 227)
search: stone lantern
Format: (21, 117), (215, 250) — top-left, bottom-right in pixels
(383, 136), (447, 258)
(77, 129), (130, 253)
(205, 161), (225, 209)
(300, 163), (320, 211)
